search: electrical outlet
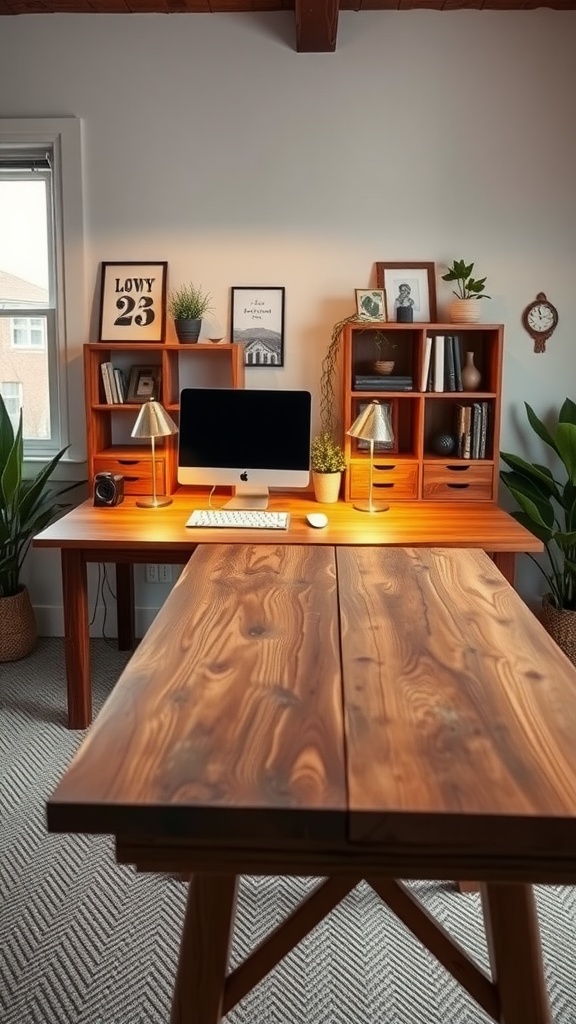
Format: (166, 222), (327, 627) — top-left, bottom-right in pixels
(145, 563), (172, 584)
(158, 564), (173, 584)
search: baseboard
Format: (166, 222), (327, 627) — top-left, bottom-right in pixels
(34, 604), (160, 639)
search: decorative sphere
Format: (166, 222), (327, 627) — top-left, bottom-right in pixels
(431, 432), (456, 456)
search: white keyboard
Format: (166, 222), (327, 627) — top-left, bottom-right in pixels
(186, 509), (290, 530)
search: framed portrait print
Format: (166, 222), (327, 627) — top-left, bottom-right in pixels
(376, 263), (437, 323)
(99, 262), (168, 342)
(127, 364), (161, 403)
(231, 286), (285, 367)
(355, 288), (387, 321)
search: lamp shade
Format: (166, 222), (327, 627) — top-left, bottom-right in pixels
(131, 399), (178, 440)
(347, 400), (394, 445)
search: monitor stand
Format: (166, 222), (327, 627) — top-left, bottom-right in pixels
(225, 484), (270, 510)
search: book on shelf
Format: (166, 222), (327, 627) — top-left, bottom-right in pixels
(100, 362), (115, 404)
(472, 402), (482, 459)
(479, 400), (488, 458)
(444, 336), (456, 391)
(420, 335), (433, 392)
(433, 335), (445, 392)
(113, 367), (127, 403)
(354, 376), (412, 391)
(452, 336), (463, 391)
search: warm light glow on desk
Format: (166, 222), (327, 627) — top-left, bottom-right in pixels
(347, 400), (394, 513)
(131, 400), (178, 509)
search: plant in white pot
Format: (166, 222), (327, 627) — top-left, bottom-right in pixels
(0, 395), (72, 661)
(310, 431), (346, 504)
(442, 259), (491, 324)
(500, 398), (576, 665)
(167, 283), (213, 343)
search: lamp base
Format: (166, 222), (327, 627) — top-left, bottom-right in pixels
(353, 500), (389, 513)
(135, 496), (173, 509)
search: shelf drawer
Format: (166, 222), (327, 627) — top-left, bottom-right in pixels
(93, 456), (166, 495)
(422, 463), (493, 501)
(349, 461), (419, 500)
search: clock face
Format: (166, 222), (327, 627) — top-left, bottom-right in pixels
(527, 303), (555, 333)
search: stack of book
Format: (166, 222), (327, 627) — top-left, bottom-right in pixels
(100, 362), (127, 404)
(421, 335), (468, 393)
(454, 401), (489, 459)
(354, 374), (413, 391)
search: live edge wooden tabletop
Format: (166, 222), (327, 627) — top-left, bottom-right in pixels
(48, 544), (576, 884)
(47, 544), (576, 1024)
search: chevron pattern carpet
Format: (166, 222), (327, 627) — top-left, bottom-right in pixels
(1, 638), (576, 1024)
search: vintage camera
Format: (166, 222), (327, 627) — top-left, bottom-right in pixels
(93, 472), (124, 507)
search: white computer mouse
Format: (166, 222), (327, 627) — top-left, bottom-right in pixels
(306, 512), (328, 529)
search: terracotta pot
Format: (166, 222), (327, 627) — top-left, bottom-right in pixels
(541, 595), (576, 667)
(448, 299), (481, 324)
(0, 586), (37, 662)
(312, 471), (342, 504)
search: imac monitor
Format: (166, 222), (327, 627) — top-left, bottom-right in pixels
(178, 388), (312, 509)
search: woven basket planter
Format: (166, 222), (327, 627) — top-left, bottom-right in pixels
(312, 471), (342, 504)
(0, 586), (38, 662)
(541, 595), (576, 667)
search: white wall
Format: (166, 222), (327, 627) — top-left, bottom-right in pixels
(1, 9), (575, 628)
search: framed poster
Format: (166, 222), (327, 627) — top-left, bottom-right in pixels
(98, 261), (168, 342)
(376, 263), (437, 323)
(231, 286), (285, 367)
(355, 288), (387, 321)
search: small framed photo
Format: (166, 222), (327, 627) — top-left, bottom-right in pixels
(356, 400), (398, 453)
(98, 261), (168, 342)
(231, 286), (285, 367)
(127, 365), (161, 403)
(356, 288), (387, 321)
(376, 263), (437, 323)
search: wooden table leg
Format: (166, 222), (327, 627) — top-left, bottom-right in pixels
(481, 882), (552, 1024)
(171, 874), (238, 1024)
(490, 551), (516, 587)
(62, 548), (91, 730)
(115, 562), (135, 651)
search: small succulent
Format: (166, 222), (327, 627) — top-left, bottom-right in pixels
(311, 432), (346, 474)
(442, 260), (491, 301)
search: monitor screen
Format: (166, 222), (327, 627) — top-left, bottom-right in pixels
(178, 388), (312, 508)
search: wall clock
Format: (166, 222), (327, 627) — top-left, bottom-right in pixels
(522, 292), (559, 353)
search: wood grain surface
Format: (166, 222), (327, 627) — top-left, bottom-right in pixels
(48, 544), (347, 840)
(337, 547), (576, 848)
(34, 493), (543, 553)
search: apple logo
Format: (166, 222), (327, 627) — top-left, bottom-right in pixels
(240, 471), (248, 481)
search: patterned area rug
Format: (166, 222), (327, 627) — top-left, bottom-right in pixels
(1, 638), (576, 1024)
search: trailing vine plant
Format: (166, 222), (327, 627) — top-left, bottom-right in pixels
(319, 313), (374, 435)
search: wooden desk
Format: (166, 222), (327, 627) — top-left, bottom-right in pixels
(47, 545), (576, 1024)
(34, 493), (542, 728)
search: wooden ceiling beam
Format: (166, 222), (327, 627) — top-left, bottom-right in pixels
(295, 0), (339, 51)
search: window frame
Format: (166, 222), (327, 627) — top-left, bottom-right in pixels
(0, 117), (86, 464)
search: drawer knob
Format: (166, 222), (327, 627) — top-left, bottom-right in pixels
(374, 464), (396, 471)
(446, 465), (470, 472)
(447, 482), (470, 489)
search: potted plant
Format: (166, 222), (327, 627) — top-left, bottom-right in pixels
(372, 330), (396, 376)
(167, 283), (214, 343)
(500, 398), (576, 664)
(442, 259), (491, 324)
(0, 395), (72, 661)
(310, 431), (346, 503)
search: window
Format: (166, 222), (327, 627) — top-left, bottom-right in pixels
(11, 317), (47, 350)
(0, 381), (23, 433)
(0, 118), (85, 462)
